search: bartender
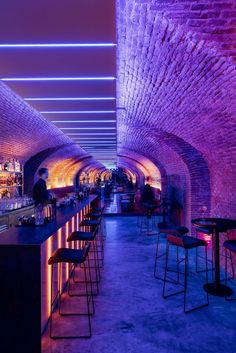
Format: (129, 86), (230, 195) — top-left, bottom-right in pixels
(33, 168), (50, 205)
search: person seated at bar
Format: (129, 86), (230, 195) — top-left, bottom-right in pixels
(33, 167), (51, 205)
(140, 183), (156, 205)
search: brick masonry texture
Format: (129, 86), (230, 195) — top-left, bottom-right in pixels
(0, 0), (235, 229)
(117, 0), (236, 223)
(0, 81), (101, 189)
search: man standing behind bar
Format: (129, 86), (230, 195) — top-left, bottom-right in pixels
(33, 168), (50, 205)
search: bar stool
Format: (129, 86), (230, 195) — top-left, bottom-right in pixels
(154, 222), (189, 281)
(80, 218), (104, 268)
(92, 205), (105, 213)
(195, 226), (214, 276)
(139, 202), (158, 235)
(48, 244), (93, 339)
(67, 229), (100, 294)
(88, 206), (107, 240)
(195, 227), (234, 280)
(224, 240), (236, 300)
(162, 234), (209, 313)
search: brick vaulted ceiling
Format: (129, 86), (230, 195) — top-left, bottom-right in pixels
(0, 0), (235, 221)
(117, 0), (236, 222)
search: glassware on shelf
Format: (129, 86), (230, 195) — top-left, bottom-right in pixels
(0, 195), (34, 212)
(35, 204), (45, 226)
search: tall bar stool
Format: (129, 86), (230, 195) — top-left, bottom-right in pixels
(92, 205), (105, 213)
(67, 228), (100, 295)
(88, 205), (107, 240)
(223, 240), (236, 300)
(162, 234), (209, 313)
(195, 226), (215, 277)
(80, 218), (104, 268)
(154, 222), (189, 281)
(139, 203), (158, 235)
(48, 244), (93, 339)
(195, 227), (234, 280)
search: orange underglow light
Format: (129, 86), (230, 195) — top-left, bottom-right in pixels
(47, 236), (53, 318)
(58, 228), (62, 291)
(66, 222), (70, 278)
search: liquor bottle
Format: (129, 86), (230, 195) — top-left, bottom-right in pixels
(8, 160), (13, 172)
(35, 204), (45, 226)
(4, 161), (9, 171)
(16, 159), (21, 172)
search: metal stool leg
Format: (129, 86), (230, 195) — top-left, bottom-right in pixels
(184, 246), (209, 313)
(154, 232), (164, 280)
(163, 242), (209, 313)
(225, 248), (236, 301)
(71, 245), (100, 296)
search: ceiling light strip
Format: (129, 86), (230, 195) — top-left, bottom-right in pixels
(52, 120), (116, 123)
(43, 110), (116, 114)
(67, 133), (116, 135)
(25, 97), (116, 101)
(0, 43), (116, 48)
(1, 77), (116, 81)
(60, 127), (116, 130)
(71, 134), (116, 142)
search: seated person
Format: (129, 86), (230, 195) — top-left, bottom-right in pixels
(140, 184), (155, 204)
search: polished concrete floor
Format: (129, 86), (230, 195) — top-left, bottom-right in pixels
(42, 217), (236, 353)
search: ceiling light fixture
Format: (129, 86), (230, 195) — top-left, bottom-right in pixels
(42, 110), (116, 114)
(52, 120), (116, 123)
(66, 133), (116, 135)
(0, 43), (116, 48)
(59, 127), (116, 130)
(25, 97), (116, 101)
(1, 77), (116, 81)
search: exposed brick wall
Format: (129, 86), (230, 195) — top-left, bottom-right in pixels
(117, 0), (236, 224)
(0, 82), (76, 161)
(0, 81), (101, 194)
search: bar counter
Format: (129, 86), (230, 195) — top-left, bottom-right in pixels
(0, 195), (98, 353)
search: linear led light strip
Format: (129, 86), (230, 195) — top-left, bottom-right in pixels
(0, 43), (116, 48)
(86, 149), (116, 151)
(52, 120), (116, 123)
(71, 134), (116, 142)
(1, 77), (115, 81)
(78, 144), (117, 146)
(44, 110), (115, 114)
(25, 97), (116, 101)
(60, 127), (116, 130)
(79, 141), (116, 143)
(73, 141), (116, 143)
(67, 133), (116, 135)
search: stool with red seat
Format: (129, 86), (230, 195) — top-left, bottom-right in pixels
(154, 222), (189, 281)
(162, 234), (209, 313)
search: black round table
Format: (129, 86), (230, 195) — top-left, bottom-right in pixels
(192, 217), (236, 297)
